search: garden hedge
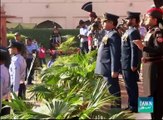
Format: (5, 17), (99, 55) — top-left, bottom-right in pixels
(7, 28), (79, 48)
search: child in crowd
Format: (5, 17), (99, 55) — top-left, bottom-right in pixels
(38, 43), (46, 67)
(47, 49), (57, 68)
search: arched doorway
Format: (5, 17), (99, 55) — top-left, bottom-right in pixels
(34, 20), (62, 28)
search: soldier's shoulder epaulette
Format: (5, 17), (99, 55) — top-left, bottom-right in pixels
(133, 27), (139, 32)
(129, 27), (136, 33)
(112, 29), (117, 34)
(152, 27), (163, 36)
(133, 27), (137, 30)
(154, 27), (161, 32)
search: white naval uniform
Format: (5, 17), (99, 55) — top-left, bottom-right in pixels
(9, 54), (27, 92)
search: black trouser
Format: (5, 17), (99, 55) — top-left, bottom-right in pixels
(11, 83), (26, 99)
(39, 58), (46, 67)
(26, 58), (34, 84)
(144, 61), (163, 119)
(103, 76), (121, 108)
(18, 83), (26, 99)
(80, 41), (88, 54)
(122, 70), (139, 111)
(0, 100), (10, 116)
(151, 94), (163, 120)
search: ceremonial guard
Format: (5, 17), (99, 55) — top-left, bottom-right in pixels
(81, 1), (102, 51)
(95, 13), (121, 108)
(133, 7), (163, 119)
(121, 11), (141, 112)
(8, 42), (27, 99)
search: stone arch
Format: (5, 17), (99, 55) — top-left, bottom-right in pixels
(34, 20), (62, 28)
(7, 20), (11, 23)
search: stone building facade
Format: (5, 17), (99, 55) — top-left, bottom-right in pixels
(1, 0), (153, 29)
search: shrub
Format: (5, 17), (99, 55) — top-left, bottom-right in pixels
(7, 28), (79, 48)
(2, 52), (134, 119)
(7, 33), (27, 44)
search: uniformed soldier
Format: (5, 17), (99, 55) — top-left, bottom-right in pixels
(133, 7), (163, 119)
(81, 1), (102, 51)
(81, 1), (96, 24)
(121, 11), (141, 112)
(95, 13), (121, 108)
(8, 41), (27, 99)
(0, 49), (10, 115)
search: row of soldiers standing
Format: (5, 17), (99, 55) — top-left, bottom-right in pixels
(81, 1), (163, 119)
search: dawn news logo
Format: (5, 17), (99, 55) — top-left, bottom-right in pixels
(138, 97), (153, 113)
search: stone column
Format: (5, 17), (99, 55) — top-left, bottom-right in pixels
(0, 6), (7, 47)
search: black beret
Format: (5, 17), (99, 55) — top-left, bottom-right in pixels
(0, 49), (7, 61)
(8, 41), (22, 51)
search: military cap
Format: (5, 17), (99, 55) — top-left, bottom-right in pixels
(147, 7), (163, 19)
(126, 11), (141, 19)
(0, 49), (7, 61)
(81, 1), (92, 12)
(8, 41), (22, 51)
(102, 13), (119, 22)
(14, 32), (20, 36)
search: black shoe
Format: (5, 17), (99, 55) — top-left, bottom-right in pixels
(123, 107), (138, 113)
(128, 108), (138, 113)
(27, 83), (33, 85)
(122, 107), (130, 111)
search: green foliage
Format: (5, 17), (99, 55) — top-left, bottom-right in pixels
(58, 36), (79, 52)
(58, 36), (76, 51)
(7, 28), (79, 48)
(1, 93), (50, 119)
(2, 51), (134, 119)
(7, 33), (27, 44)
